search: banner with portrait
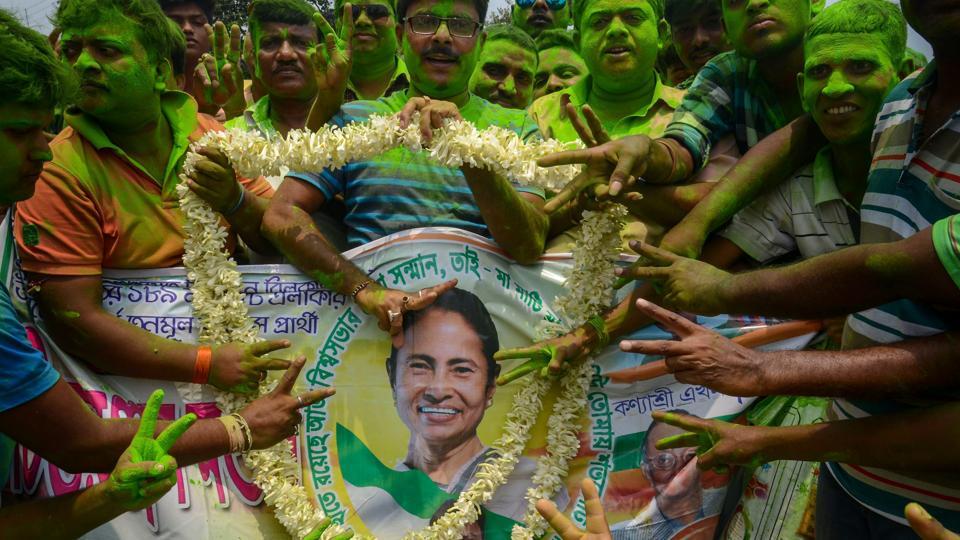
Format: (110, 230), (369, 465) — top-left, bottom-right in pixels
(2, 227), (816, 539)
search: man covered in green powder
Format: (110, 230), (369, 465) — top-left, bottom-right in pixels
(225, 0), (330, 138)
(468, 23), (538, 110)
(0, 10), (343, 538)
(14, 0), (293, 400)
(532, 29), (587, 100)
(338, 0), (410, 101)
(263, 0), (550, 343)
(511, 0), (572, 39)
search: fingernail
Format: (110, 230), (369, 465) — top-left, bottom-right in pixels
(152, 463), (165, 474)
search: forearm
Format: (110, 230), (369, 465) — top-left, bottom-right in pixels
(666, 116), (824, 253)
(760, 332), (960, 398)
(464, 166), (549, 264)
(225, 191), (277, 255)
(39, 302), (197, 382)
(620, 182), (715, 226)
(0, 482), (124, 540)
(754, 403), (960, 472)
(719, 235), (927, 318)
(638, 137), (696, 185)
(261, 198), (369, 293)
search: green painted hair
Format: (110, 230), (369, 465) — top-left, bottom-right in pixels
(0, 8), (77, 107)
(573, 0), (663, 31)
(483, 23), (537, 51)
(249, 0), (318, 45)
(663, 0), (719, 26)
(55, 0), (184, 65)
(535, 27), (580, 53)
(804, 0), (907, 68)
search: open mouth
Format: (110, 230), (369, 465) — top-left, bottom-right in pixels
(825, 104), (860, 116)
(604, 45), (632, 57)
(418, 406), (461, 420)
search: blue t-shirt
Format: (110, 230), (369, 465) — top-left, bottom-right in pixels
(0, 282), (60, 485)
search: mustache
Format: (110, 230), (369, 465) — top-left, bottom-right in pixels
(422, 44), (459, 60)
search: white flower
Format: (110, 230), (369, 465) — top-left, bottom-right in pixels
(179, 122), (626, 539)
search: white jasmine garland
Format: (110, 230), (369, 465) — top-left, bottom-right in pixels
(177, 118), (625, 539)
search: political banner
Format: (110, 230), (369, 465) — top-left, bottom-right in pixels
(2, 227), (815, 539)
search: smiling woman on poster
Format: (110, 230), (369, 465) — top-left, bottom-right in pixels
(340, 288), (566, 537)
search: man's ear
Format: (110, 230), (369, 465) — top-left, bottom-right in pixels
(796, 72), (810, 113)
(156, 58), (173, 93)
(657, 18), (669, 49)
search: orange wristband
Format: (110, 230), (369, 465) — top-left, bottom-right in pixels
(193, 345), (213, 384)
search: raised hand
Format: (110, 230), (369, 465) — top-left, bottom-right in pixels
(652, 410), (765, 471)
(355, 279), (459, 347)
(541, 135), (653, 214)
(209, 340), (294, 395)
(613, 241), (731, 315)
(619, 299), (766, 397)
(397, 97), (465, 143)
(184, 147), (244, 214)
(238, 358), (336, 448)
(536, 477), (612, 540)
(906, 503), (960, 540)
(495, 326), (601, 385)
(311, 6), (353, 96)
(104, 389), (196, 511)
(193, 21), (246, 114)
(565, 97), (610, 148)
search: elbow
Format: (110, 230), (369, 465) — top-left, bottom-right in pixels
(260, 198), (293, 245)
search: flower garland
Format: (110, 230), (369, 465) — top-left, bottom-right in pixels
(177, 115), (625, 539)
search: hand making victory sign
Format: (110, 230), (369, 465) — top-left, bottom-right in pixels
(193, 21), (246, 116)
(619, 299), (766, 397)
(536, 478), (612, 540)
(105, 389), (196, 510)
(306, 4), (355, 130)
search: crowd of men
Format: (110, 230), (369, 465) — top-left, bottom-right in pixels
(0, 0), (958, 537)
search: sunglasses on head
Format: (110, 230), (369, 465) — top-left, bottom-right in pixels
(351, 3), (392, 20)
(515, 0), (567, 11)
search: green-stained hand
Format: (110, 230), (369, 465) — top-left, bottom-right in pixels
(495, 326), (600, 385)
(184, 147), (244, 215)
(355, 279), (459, 348)
(102, 389), (196, 511)
(540, 135), (653, 214)
(906, 503), (960, 540)
(397, 97), (464, 143)
(303, 517), (356, 540)
(652, 410), (767, 471)
(193, 21), (246, 114)
(619, 299), (767, 397)
(536, 477), (612, 540)
(613, 241), (732, 315)
(209, 340), (295, 395)
(310, 5), (354, 98)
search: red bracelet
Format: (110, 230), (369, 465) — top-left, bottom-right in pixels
(193, 345), (213, 384)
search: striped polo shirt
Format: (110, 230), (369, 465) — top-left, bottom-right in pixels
(719, 147), (858, 263)
(287, 90), (544, 248)
(831, 63), (960, 529)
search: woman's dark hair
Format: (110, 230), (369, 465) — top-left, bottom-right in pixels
(387, 288), (501, 389)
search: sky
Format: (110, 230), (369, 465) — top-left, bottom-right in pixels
(1, 0), (934, 58)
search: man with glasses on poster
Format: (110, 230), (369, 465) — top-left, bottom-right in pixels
(265, 0), (551, 341)
(511, 0), (572, 39)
